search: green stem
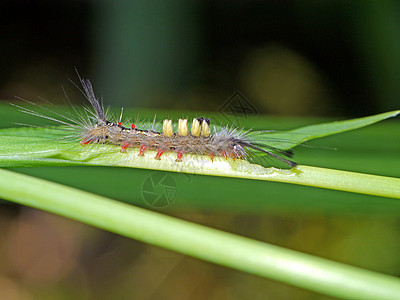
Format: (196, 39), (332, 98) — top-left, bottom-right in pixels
(247, 165), (400, 199)
(0, 168), (400, 299)
(114, 152), (400, 198)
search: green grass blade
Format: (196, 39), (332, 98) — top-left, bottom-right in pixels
(1, 110), (399, 198)
(1, 135), (400, 198)
(1, 168), (400, 299)
(257, 110), (400, 149)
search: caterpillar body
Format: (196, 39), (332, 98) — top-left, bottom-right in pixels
(14, 76), (298, 168)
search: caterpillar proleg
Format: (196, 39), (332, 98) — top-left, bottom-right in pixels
(12, 76), (298, 168)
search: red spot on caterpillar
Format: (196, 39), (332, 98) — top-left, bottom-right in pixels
(121, 141), (131, 152)
(139, 145), (148, 156)
(131, 124), (135, 129)
(80, 140), (91, 146)
(155, 149), (165, 160)
(221, 151), (228, 159)
(176, 150), (184, 162)
(209, 153), (214, 162)
(230, 153), (236, 160)
(118, 121), (122, 126)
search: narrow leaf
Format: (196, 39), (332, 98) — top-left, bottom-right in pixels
(257, 110), (400, 149)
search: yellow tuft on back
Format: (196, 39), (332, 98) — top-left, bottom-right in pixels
(178, 119), (188, 136)
(163, 119), (173, 137)
(191, 118), (201, 136)
(201, 119), (210, 137)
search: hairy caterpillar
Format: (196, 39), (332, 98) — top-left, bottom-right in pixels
(12, 76), (298, 168)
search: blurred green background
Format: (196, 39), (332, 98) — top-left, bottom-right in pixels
(0, 1), (400, 299)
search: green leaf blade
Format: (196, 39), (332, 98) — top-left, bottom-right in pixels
(1, 111), (399, 198)
(258, 110), (400, 149)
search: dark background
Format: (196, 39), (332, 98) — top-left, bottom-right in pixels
(2, 1), (400, 116)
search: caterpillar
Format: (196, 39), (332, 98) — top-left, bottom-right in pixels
(12, 76), (298, 168)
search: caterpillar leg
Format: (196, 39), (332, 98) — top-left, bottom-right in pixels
(80, 139), (91, 146)
(155, 149), (165, 160)
(120, 141), (131, 152)
(176, 150), (184, 162)
(221, 151), (228, 159)
(139, 145), (148, 156)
